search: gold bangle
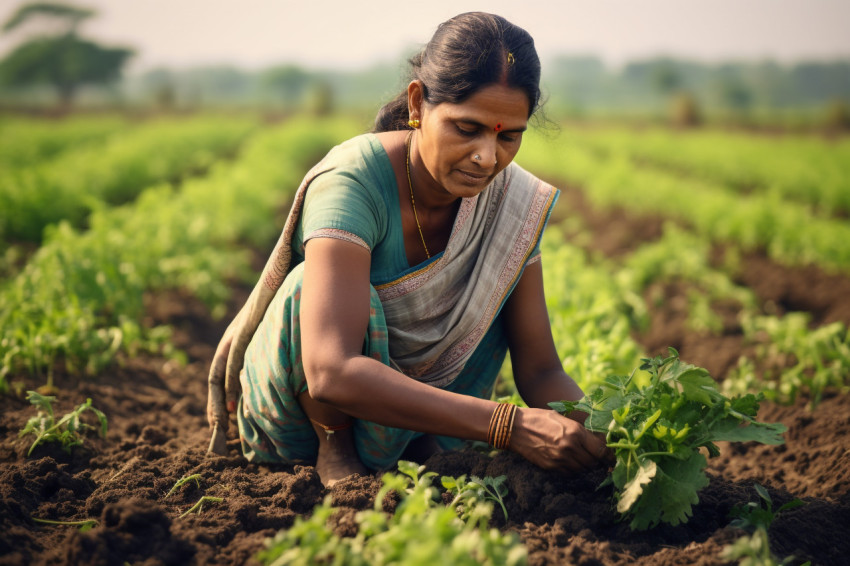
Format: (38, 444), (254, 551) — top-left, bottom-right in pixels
(488, 403), (516, 450)
(497, 404), (514, 449)
(503, 405), (518, 450)
(488, 403), (508, 446)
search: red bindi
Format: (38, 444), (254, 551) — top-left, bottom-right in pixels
(494, 123), (503, 132)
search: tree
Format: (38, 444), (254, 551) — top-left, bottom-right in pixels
(0, 2), (133, 107)
(651, 61), (682, 96)
(260, 64), (312, 110)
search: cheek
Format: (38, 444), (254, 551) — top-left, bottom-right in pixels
(498, 145), (520, 165)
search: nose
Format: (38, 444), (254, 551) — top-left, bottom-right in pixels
(471, 138), (498, 167)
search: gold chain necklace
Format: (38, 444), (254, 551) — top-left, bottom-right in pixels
(405, 131), (430, 259)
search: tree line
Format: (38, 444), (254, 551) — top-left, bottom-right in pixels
(1, 2), (848, 124)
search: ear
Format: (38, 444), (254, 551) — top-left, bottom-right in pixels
(407, 80), (425, 121)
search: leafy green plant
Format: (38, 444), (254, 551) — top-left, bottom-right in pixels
(18, 391), (107, 456)
(520, 128), (850, 274)
(442, 474), (509, 522)
(0, 115), (126, 169)
(724, 313), (850, 409)
(537, 226), (646, 392)
(722, 484), (808, 566)
(563, 125), (850, 216)
(0, 117), (360, 389)
(722, 528), (795, 566)
(256, 461), (526, 566)
(729, 483), (805, 533)
(0, 116), (256, 244)
(549, 348), (787, 530)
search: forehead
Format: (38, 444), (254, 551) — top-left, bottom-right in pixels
(436, 84), (530, 128)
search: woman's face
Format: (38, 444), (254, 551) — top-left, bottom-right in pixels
(410, 82), (530, 200)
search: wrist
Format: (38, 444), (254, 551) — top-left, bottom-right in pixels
(487, 402), (518, 450)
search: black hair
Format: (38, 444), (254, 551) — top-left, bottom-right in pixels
(372, 12), (542, 132)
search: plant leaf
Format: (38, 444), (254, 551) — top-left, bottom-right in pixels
(617, 459), (656, 514)
(676, 368), (719, 405)
(629, 452), (709, 529)
(707, 419), (787, 445)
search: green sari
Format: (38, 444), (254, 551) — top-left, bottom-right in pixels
(214, 134), (557, 469)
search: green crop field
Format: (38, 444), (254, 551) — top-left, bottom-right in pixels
(1, 113), (847, 566)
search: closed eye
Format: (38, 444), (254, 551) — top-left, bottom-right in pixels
(456, 124), (477, 137)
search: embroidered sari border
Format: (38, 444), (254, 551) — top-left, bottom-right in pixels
(374, 256), (440, 291)
(374, 195), (478, 295)
(305, 228), (371, 252)
(419, 184), (556, 383)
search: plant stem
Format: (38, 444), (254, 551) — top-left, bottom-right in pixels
(179, 496), (223, 518)
(32, 517), (98, 529)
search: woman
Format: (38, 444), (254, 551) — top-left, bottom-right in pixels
(207, 11), (607, 486)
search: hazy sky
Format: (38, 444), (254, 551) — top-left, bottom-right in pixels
(1, 0), (849, 72)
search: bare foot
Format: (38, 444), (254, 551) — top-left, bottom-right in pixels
(315, 429), (368, 487)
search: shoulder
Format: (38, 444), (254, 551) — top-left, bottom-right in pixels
(317, 133), (387, 180)
(305, 133), (394, 201)
(502, 162), (557, 196)
(299, 134), (392, 245)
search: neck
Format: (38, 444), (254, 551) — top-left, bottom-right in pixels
(407, 131), (460, 213)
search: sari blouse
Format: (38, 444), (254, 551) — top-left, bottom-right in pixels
(288, 133), (558, 388)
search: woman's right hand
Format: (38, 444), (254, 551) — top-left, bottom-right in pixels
(509, 407), (609, 472)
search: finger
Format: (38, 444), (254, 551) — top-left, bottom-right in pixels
(581, 428), (610, 464)
(593, 432), (616, 463)
(207, 331), (233, 432)
(208, 423), (228, 455)
(224, 363), (243, 409)
(207, 353), (230, 456)
(569, 443), (598, 470)
(207, 355), (228, 426)
(224, 328), (249, 408)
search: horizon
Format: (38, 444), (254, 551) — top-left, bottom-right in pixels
(1, 0), (849, 74)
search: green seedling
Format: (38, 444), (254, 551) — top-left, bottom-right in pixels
(729, 483), (805, 533)
(256, 462), (526, 566)
(32, 517), (98, 532)
(179, 496), (223, 518)
(19, 391), (107, 456)
(550, 348), (787, 530)
(164, 474), (202, 498)
(721, 483), (809, 566)
(442, 474), (509, 521)
(721, 525), (810, 566)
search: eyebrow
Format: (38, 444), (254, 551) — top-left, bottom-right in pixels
(457, 119), (527, 133)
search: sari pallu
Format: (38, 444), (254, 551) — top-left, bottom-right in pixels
(208, 134), (558, 466)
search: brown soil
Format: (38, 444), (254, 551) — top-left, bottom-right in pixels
(3, 192), (850, 565)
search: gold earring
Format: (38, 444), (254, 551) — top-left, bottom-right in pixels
(408, 118), (420, 129)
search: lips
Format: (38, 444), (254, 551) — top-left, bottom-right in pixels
(457, 170), (490, 183)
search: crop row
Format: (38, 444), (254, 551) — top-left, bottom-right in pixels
(536, 213), (850, 406)
(1, 115), (257, 244)
(0, 117), (359, 391)
(0, 114), (129, 169)
(539, 226), (645, 391)
(518, 129), (850, 274)
(561, 125), (850, 216)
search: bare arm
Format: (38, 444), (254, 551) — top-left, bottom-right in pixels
(502, 260), (608, 471)
(504, 260), (585, 409)
(300, 237), (498, 441)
